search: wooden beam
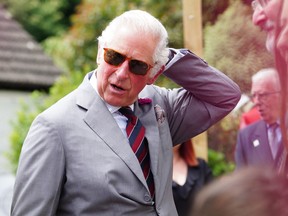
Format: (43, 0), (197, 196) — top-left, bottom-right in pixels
(182, 0), (203, 56)
(182, 0), (208, 161)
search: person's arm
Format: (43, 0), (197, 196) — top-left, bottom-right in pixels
(11, 115), (65, 216)
(165, 49), (240, 115)
(161, 49), (241, 144)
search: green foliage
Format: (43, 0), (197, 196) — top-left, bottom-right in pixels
(204, 0), (274, 93)
(6, 94), (41, 173)
(208, 112), (241, 164)
(1, 0), (80, 41)
(43, 70), (85, 107)
(208, 148), (235, 176)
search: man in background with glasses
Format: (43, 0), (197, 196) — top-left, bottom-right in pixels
(235, 68), (282, 169)
(11, 10), (240, 216)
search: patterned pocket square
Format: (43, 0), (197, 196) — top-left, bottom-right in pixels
(154, 104), (165, 125)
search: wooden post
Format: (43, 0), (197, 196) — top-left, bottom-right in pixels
(182, 0), (203, 56)
(182, 0), (208, 161)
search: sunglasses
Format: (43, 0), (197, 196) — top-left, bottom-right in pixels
(103, 48), (153, 75)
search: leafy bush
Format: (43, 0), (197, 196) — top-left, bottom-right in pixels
(208, 149), (235, 176)
(1, 0), (80, 41)
(204, 0), (274, 93)
(7, 101), (38, 173)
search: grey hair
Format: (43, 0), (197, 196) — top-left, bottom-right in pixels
(97, 10), (169, 77)
(252, 68), (280, 91)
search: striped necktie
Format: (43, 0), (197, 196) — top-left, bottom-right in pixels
(119, 107), (155, 198)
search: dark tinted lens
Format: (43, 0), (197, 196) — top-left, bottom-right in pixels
(104, 48), (151, 75)
(129, 60), (149, 75)
(104, 49), (125, 66)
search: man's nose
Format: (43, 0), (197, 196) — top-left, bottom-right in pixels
(115, 60), (130, 79)
(253, 98), (260, 105)
(252, 8), (267, 27)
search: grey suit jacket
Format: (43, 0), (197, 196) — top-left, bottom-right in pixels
(11, 50), (241, 216)
(235, 119), (283, 169)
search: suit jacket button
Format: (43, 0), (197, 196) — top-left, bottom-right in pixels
(144, 194), (151, 202)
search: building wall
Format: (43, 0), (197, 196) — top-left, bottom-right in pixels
(0, 90), (31, 173)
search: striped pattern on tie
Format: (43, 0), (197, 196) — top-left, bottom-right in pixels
(119, 107), (155, 198)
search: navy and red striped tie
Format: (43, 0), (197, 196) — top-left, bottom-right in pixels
(119, 107), (155, 198)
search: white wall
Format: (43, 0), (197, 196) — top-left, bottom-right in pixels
(0, 90), (31, 173)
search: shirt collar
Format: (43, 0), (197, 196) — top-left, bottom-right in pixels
(266, 120), (280, 128)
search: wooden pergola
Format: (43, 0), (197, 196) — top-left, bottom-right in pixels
(182, 0), (208, 160)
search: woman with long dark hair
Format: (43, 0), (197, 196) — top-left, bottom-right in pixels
(172, 139), (213, 216)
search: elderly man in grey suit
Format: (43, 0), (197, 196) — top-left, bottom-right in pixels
(11, 10), (241, 216)
(235, 68), (283, 170)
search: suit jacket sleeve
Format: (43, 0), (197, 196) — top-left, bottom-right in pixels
(11, 115), (65, 216)
(159, 49), (241, 145)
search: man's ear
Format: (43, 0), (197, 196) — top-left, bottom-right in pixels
(96, 44), (103, 65)
(147, 65), (165, 85)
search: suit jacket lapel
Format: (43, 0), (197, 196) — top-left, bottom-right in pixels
(75, 73), (149, 187)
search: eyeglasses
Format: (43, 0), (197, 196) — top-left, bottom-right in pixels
(250, 91), (280, 101)
(103, 48), (153, 75)
(251, 0), (271, 11)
